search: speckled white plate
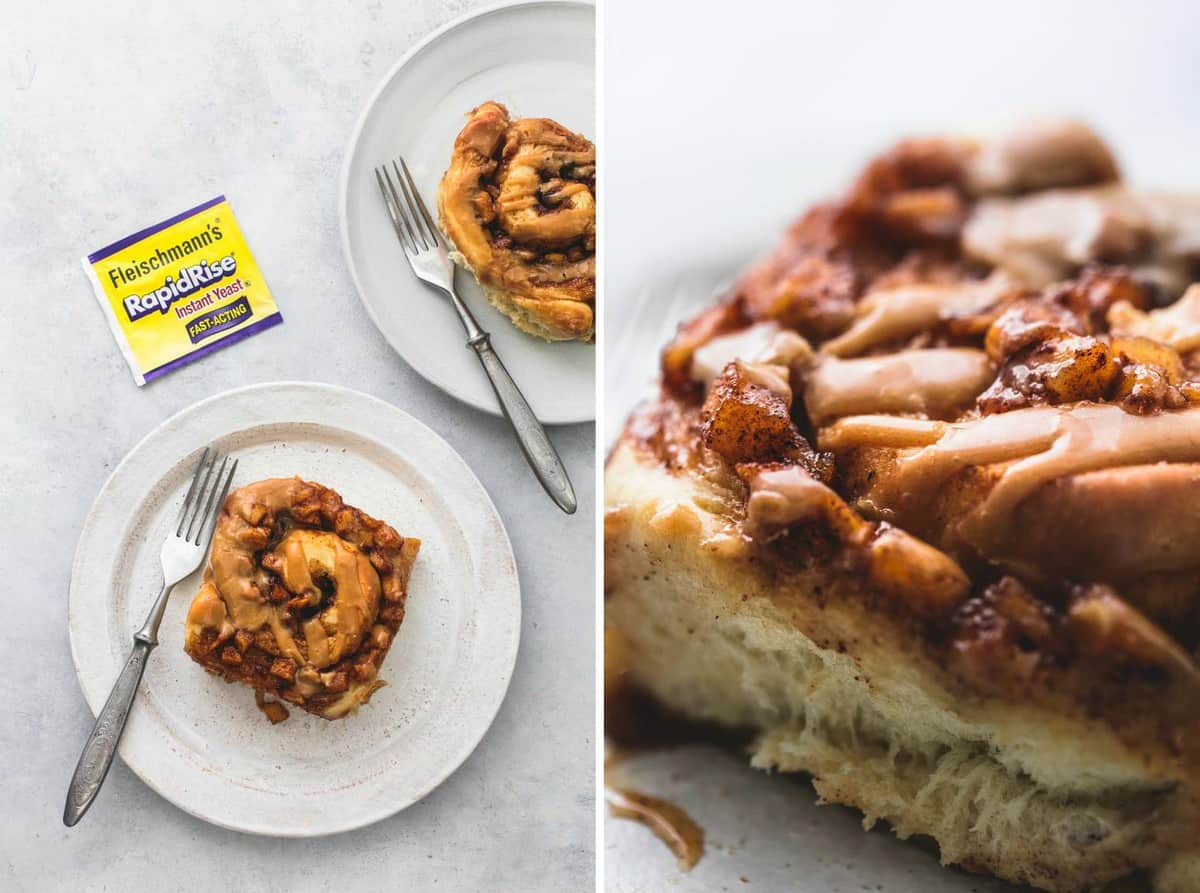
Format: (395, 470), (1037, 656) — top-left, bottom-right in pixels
(339, 0), (595, 425)
(68, 382), (520, 836)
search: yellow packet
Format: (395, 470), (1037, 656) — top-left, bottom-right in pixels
(84, 196), (282, 385)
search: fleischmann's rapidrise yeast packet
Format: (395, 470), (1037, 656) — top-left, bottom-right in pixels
(84, 196), (282, 385)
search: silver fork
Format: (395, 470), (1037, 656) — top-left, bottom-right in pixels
(64, 448), (238, 827)
(375, 157), (577, 514)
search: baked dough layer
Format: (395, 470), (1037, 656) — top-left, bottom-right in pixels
(607, 445), (1199, 891)
(438, 101), (595, 341)
(605, 120), (1200, 891)
(184, 478), (420, 721)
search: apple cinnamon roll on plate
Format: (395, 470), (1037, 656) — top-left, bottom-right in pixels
(606, 121), (1200, 892)
(184, 477), (420, 722)
(439, 101), (595, 342)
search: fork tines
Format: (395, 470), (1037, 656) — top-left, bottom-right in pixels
(175, 447), (238, 545)
(375, 157), (443, 255)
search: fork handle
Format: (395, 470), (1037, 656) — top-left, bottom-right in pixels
(63, 638), (155, 826)
(468, 333), (577, 514)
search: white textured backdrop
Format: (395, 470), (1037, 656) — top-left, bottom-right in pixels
(605, 0), (1200, 441)
(1, 2), (594, 890)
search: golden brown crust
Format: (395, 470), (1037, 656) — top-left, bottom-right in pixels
(438, 101), (595, 341)
(183, 478), (420, 721)
(635, 122), (1200, 678)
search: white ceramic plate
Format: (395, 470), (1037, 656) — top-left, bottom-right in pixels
(340, 0), (595, 425)
(68, 382), (520, 836)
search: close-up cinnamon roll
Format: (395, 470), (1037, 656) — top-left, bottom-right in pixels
(605, 120), (1200, 892)
(184, 477), (420, 722)
(439, 101), (596, 342)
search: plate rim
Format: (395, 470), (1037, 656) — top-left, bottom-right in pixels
(337, 0), (596, 426)
(66, 380), (522, 837)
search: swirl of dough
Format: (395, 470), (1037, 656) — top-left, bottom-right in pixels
(439, 101), (595, 341)
(184, 478), (420, 721)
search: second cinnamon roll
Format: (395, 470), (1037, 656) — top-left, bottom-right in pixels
(439, 101), (596, 342)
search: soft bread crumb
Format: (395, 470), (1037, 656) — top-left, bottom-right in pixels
(1154, 852), (1200, 893)
(605, 448), (1195, 892)
(447, 250), (589, 342)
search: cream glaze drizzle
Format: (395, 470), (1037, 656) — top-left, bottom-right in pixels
(275, 530), (380, 669)
(964, 187), (1200, 292)
(745, 466), (839, 534)
(321, 682), (387, 719)
(964, 119), (1118, 196)
(197, 479), (381, 668)
(815, 414), (944, 450)
(964, 186), (1151, 287)
(735, 359), (792, 400)
(759, 329), (815, 368)
(805, 348), (994, 423)
(691, 327), (993, 427)
(821, 279), (1005, 358)
(689, 322), (781, 385)
(822, 403), (1200, 559)
(184, 582), (233, 642)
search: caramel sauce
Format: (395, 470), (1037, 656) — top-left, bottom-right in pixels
(603, 631), (760, 874)
(606, 784), (705, 871)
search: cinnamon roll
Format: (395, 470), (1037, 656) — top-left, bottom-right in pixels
(606, 121), (1200, 892)
(184, 478), (420, 722)
(438, 101), (595, 341)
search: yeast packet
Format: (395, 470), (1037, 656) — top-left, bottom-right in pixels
(84, 196), (282, 385)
